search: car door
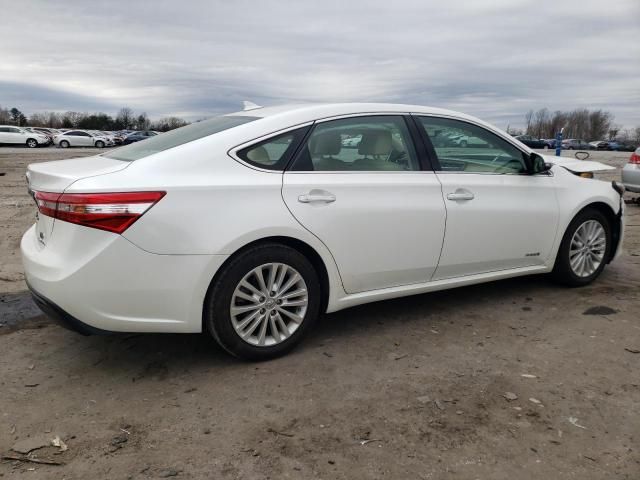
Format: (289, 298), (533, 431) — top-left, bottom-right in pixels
(8, 127), (24, 144)
(415, 115), (559, 280)
(280, 115), (446, 294)
(79, 131), (94, 146)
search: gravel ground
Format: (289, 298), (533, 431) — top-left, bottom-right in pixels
(0, 147), (638, 479)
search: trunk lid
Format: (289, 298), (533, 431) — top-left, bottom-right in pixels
(26, 155), (130, 192)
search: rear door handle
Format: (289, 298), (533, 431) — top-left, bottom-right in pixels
(298, 190), (336, 204)
(446, 190), (474, 201)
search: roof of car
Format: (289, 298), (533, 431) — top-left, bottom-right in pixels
(232, 102), (470, 120)
(224, 102), (498, 137)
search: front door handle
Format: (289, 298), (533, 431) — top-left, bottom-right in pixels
(298, 190), (336, 204)
(446, 190), (474, 201)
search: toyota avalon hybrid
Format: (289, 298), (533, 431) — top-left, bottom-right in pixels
(22, 103), (625, 360)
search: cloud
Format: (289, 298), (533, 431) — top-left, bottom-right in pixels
(1, 0), (638, 129)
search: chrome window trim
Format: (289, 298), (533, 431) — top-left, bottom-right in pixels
(227, 121), (314, 174)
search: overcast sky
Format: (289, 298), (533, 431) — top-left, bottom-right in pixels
(2, 0), (639, 129)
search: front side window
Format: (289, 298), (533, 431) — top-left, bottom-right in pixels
(290, 116), (419, 172)
(418, 117), (527, 174)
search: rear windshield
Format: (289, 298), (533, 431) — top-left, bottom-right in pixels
(104, 115), (259, 161)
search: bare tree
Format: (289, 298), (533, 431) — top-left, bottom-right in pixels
(0, 105), (11, 123)
(524, 110), (534, 135)
(136, 112), (151, 130)
(151, 116), (188, 131)
(116, 107), (134, 129)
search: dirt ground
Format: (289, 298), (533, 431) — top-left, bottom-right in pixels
(1, 147), (639, 479)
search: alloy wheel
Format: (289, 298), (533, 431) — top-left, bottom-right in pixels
(569, 220), (606, 277)
(230, 263), (308, 347)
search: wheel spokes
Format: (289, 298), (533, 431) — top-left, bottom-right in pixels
(231, 262), (308, 347)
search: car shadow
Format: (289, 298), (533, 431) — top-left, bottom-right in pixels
(2, 273), (563, 376)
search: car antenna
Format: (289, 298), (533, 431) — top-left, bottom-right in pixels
(242, 100), (262, 111)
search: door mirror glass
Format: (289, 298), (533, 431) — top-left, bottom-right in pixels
(530, 153), (551, 174)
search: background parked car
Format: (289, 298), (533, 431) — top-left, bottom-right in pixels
(0, 125), (50, 148)
(449, 134), (489, 148)
(562, 139), (593, 150)
(122, 130), (158, 145)
(618, 143), (638, 152)
(621, 147), (640, 193)
(515, 135), (548, 149)
(32, 127), (62, 139)
(23, 127), (53, 145)
(89, 130), (115, 146)
(54, 130), (111, 148)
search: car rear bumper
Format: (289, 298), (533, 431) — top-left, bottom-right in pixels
(622, 164), (640, 193)
(21, 222), (228, 334)
(28, 282), (113, 335)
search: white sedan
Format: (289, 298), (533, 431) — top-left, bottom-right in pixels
(22, 103), (624, 360)
(54, 130), (111, 148)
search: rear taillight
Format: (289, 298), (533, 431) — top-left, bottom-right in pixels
(629, 152), (640, 164)
(33, 191), (165, 234)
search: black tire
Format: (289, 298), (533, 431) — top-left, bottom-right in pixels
(204, 243), (321, 360)
(26, 138), (38, 148)
(552, 208), (611, 287)
(60, 140), (70, 148)
(460, 140), (468, 148)
(95, 140), (105, 148)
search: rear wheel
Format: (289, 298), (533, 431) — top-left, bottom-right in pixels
(204, 243), (321, 360)
(60, 140), (70, 148)
(552, 208), (611, 286)
(26, 139), (38, 148)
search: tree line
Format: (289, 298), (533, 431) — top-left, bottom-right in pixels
(0, 105), (188, 132)
(510, 108), (640, 144)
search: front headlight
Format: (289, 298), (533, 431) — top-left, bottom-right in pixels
(578, 172), (594, 179)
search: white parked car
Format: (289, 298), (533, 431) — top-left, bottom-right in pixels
(0, 125), (50, 148)
(22, 103), (625, 360)
(53, 130), (110, 148)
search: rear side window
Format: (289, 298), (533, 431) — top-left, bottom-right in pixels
(237, 126), (310, 171)
(105, 115), (259, 161)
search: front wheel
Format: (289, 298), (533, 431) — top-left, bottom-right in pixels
(204, 243), (321, 360)
(95, 140), (105, 148)
(26, 139), (38, 148)
(552, 208), (611, 286)
(59, 140), (70, 148)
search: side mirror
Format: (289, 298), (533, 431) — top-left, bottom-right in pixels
(529, 153), (552, 174)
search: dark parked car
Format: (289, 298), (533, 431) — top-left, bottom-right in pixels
(543, 138), (557, 149)
(122, 131), (158, 145)
(515, 135), (548, 149)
